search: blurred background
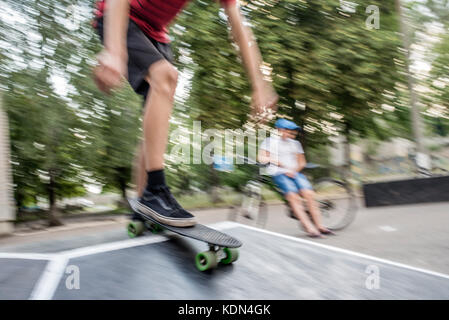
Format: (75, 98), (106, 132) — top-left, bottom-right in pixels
(0, 0), (448, 231)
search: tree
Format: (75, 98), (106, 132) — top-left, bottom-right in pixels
(1, 0), (146, 225)
(173, 0), (404, 183)
(427, 33), (449, 135)
(66, 16), (143, 205)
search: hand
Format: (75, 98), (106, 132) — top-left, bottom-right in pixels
(273, 160), (283, 168)
(250, 81), (278, 124)
(93, 49), (127, 94)
(285, 171), (296, 178)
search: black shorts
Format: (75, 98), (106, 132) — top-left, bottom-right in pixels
(95, 18), (174, 102)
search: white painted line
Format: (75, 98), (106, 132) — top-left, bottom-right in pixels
(60, 235), (168, 259)
(231, 223), (449, 280)
(58, 221), (240, 259)
(29, 256), (69, 300)
(0, 252), (53, 260)
(23, 222), (235, 300)
(0, 222), (234, 263)
(207, 221), (241, 230)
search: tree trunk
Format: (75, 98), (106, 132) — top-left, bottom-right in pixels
(395, 0), (428, 167)
(0, 95), (15, 234)
(343, 138), (351, 180)
(116, 167), (129, 208)
(48, 170), (62, 227)
(342, 123), (352, 188)
(119, 173), (127, 203)
(209, 164), (222, 204)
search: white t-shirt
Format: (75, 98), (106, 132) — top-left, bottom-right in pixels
(259, 135), (304, 176)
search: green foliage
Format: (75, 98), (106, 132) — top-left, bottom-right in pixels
(171, 0), (405, 187)
(427, 32), (449, 135)
(1, 0), (447, 213)
(1, 0), (142, 216)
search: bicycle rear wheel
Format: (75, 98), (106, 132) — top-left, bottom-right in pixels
(313, 178), (357, 230)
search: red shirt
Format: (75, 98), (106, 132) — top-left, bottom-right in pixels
(94, 0), (236, 43)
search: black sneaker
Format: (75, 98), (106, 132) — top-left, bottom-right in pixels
(136, 186), (196, 227)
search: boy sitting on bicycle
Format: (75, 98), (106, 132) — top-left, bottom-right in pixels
(258, 119), (334, 238)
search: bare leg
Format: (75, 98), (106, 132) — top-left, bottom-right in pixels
(301, 189), (327, 231)
(133, 61), (197, 227)
(285, 192), (319, 234)
(132, 60), (177, 198)
(143, 60), (178, 171)
(132, 142), (147, 197)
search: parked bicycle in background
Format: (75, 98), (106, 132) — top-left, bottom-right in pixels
(229, 156), (358, 232)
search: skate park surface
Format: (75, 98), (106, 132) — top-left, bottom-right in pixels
(1, 202), (449, 300)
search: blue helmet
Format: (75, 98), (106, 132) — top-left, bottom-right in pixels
(275, 118), (300, 131)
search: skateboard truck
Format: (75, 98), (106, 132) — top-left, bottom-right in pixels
(194, 245), (239, 272)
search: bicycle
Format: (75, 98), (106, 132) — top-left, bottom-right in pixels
(229, 157), (357, 231)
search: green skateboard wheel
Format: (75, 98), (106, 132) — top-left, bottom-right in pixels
(151, 223), (164, 234)
(127, 220), (144, 238)
(220, 248), (239, 264)
(195, 251), (218, 271)
(144, 221), (163, 234)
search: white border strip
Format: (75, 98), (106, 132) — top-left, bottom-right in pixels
(27, 236), (170, 300)
(29, 256), (69, 300)
(59, 221), (236, 259)
(229, 222), (449, 280)
(60, 235), (168, 259)
(0, 252), (53, 260)
(25, 222), (236, 300)
(0, 222), (233, 262)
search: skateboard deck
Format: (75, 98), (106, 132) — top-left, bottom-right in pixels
(127, 198), (242, 271)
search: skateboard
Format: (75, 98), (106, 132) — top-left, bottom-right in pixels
(127, 199), (242, 271)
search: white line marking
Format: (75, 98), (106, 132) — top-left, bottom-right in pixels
(24, 222), (235, 300)
(60, 235), (168, 259)
(231, 222), (449, 280)
(0, 222), (233, 262)
(207, 221), (239, 230)
(29, 256), (69, 300)
(60, 222), (237, 259)
(0, 253), (53, 260)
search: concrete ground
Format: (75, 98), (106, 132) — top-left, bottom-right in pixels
(1, 201), (449, 300)
(1, 200), (448, 274)
(229, 200), (449, 275)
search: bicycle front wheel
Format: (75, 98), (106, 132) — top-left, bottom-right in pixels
(313, 178), (357, 230)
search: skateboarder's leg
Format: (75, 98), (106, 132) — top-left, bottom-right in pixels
(133, 61), (175, 196)
(134, 61), (196, 227)
(95, 17), (195, 227)
(133, 142), (146, 198)
(142, 60), (177, 171)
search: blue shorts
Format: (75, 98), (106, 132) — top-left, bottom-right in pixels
(272, 172), (313, 195)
